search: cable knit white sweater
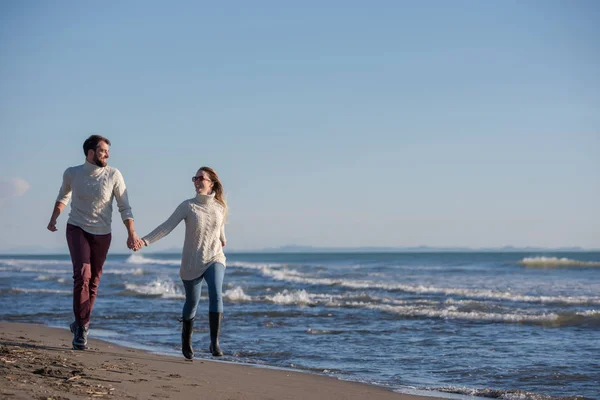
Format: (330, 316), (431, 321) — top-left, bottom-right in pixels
(142, 192), (227, 280)
(56, 161), (134, 235)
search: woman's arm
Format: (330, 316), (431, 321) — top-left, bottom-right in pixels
(142, 201), (188, 246)
(220, 223), (226, 247)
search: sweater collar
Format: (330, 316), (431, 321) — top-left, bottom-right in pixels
(83, 160), (104, 173)
(195, 191), (215, 204)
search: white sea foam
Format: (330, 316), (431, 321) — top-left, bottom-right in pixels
(227, 261), (285, 270)
(12, 272), (596, 326)
(11, 288), (71, 294)
(576, 309), (600, 316)
(434, 386), (555, 400)
(262, 290), (384, 306)
(340, 302), (600, 326)
(105, 268), (145, 276)
(0, 266), (71, 274)
(222, 286), (600, 326)
(124, 278), (184, 299)
(210, 285), (590, 325)
(345, 301), (558, 323)
(518, 256), (600, 268)
(125, 254), (180, 266)
(266, 289), (313, 305)
(247, 264), (600, 305)
(9, 266), (144, 276)
(224, 287), (343, 305)
(33, 275), (69, 284)
(224, 286), (252, 301)
(0, 259), (66, 266)
(224, 261), (600, 308)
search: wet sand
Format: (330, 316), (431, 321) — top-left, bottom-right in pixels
(0, 322), (442, 400)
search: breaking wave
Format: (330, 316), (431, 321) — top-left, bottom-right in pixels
(105, 268), (145, 275)
(123, 278), (185, 299)
(9, 288), (70, 295)
(125, 254), (180, 266)
(223, 286), (252, 301)
(518, 257), (600, 268)
(229, 261), (600, 305)
(432, 385), (586, 400)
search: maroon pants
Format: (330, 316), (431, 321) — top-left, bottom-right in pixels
(66, 224), (111, 326)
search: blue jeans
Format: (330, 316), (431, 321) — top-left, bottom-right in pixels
(182, 262), (225, 319)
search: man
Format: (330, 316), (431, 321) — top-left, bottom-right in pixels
(47, 135), (143, 350)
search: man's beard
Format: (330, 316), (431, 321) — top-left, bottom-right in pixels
(94, 154), (107, 167)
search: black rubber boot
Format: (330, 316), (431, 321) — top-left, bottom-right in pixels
(181, 317), (194, 360)
(208, 312), (223, 356)
(70, 321), (88, 350)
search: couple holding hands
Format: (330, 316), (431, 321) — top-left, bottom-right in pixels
(47, 135), (227, 359)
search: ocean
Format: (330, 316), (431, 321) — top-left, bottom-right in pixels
(0, 252), (598, 399)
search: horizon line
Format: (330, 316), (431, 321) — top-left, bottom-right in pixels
(2, 245), (600, 256)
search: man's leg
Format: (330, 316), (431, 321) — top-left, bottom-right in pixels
(87, 232), (111, 325)
(66, 224), (92, 349)
(66, 224), (92, 326)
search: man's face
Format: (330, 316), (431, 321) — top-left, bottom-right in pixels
(93, 141), (110, 167)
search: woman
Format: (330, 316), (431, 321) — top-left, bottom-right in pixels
(140, 166), (227, 359)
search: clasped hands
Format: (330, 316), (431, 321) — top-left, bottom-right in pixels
(127, 233), (145, 252)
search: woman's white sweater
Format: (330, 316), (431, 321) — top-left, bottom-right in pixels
(142, 192), (226, 280)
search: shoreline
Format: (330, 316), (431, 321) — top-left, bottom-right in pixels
(0, 322), (443, 400)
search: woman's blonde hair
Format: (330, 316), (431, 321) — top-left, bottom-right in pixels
(199, 166), (228, 220)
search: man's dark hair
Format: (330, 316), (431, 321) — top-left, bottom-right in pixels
(83, 135), (111, 156)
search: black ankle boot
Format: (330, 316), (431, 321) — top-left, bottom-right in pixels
(181, 317), (194, 360)
(70, 321), (88, 350)
(208, 312), (223, 356)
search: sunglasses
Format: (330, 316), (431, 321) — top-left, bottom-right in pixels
(192, 176), (211, 183)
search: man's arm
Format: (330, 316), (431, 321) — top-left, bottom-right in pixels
(112, 170), (141, 250)
(48, 169), (72, 232)
(124, 218), (143, 251)
(47, 202), (66, 232)
(113, 170), (134, 221)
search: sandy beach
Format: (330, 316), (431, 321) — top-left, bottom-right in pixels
(0, 322), (441, 400)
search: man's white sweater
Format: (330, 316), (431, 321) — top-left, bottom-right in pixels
(142, 192), (227, 280)
(56, 160), (134, 235)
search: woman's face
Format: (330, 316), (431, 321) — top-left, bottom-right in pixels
(192, 170), (214, 195)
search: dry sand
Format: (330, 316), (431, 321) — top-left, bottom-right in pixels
(0, 322), (443, 400)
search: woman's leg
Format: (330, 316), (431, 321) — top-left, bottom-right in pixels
(203, 262), (225, 312)
(180, 276), (203, 359)
(203, 262), (226, 356)
(182, 276), (203, 320)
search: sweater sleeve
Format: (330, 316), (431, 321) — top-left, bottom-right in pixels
(113, 169), (134, 221)
(142, 201), (188, 246)
(56, 168), (72, 205)
(220, 222), (226, 244)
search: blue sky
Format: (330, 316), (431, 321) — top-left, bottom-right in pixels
(1, 1), (598, 252)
